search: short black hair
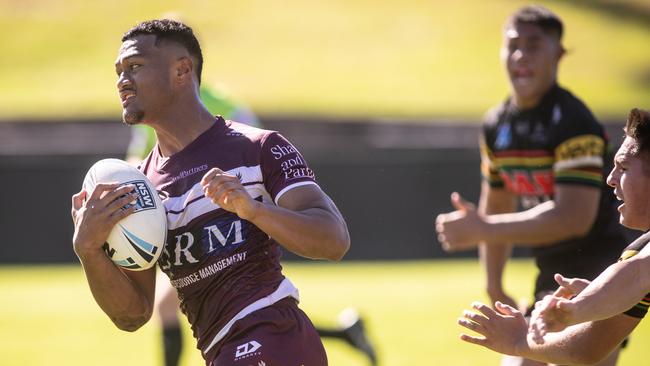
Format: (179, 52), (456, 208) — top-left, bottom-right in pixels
(624, 108), (650, 157)
(507, 5), (564, 41)
(122, 19), (204, 84)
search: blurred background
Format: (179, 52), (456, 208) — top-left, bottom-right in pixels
(1, 0), (649, 365)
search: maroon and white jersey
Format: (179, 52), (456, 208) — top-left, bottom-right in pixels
(139, 117), (317, 360)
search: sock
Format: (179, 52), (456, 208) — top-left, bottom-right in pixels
(162, 325), (183, 366)
(316, 326), (346, 340)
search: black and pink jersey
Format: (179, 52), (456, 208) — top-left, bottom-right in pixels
(139, 117), (317, 360)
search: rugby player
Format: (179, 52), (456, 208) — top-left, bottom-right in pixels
(127, 77), (376, 366)
(71, 19), (350, 366)
(127, 70), (261, 366)
(457, 108), (650, 365)
(435, 5), (627, 365)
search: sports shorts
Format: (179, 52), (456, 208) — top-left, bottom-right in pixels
(207, 297), (327, 366)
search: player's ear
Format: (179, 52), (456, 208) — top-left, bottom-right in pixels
(175, 57), (194, 84)
(556, 44), (566, 61)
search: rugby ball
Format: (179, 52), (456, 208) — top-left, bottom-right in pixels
(82, 158), (166, 271)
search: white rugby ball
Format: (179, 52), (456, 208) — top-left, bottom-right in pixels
(82, 158), (167, 271)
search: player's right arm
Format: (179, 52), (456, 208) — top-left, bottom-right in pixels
(533, 249), (650, 334)
(567, 255), (650, 320)
(459, 301), (640, 365)
(71, 183), (156, 331)
(437, 125), (604, 250)
(479, 181), (518, 308)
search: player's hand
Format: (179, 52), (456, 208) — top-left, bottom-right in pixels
(528, 274), (589, 340)
(71, 183), (138, 258)
(458, 301), (528, 357)
(435, 192), (485, 251)
(201, 168), (260, 220)
(551, 273), (590, 299)
(528, 295), (579, 343)
(487, 288), (522, 313)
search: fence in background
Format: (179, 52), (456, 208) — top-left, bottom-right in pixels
(0, 116), (627, 263)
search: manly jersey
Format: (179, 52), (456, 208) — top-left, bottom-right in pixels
(139, 117), (317, 360)
(481, 85), (626, 274)
(621, 232), (650, 318)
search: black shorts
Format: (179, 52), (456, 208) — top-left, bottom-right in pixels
(208, 297), (327, 366)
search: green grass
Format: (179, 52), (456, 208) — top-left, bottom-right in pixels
(0, 0), (648, 121)
(1, 260), (649, 365)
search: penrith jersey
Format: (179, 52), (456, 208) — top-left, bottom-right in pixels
(621, 232), (650, 319)
(481, 84), (627, 289)
(139, 117), (317, 360)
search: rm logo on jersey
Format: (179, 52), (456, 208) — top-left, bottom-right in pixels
(159, 215), (248, 270)
(123, 180), (156, 212)
(235, 340), (262, 360)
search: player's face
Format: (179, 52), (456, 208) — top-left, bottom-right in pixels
(115, 35), (174, 125)
(607, 137), (650, 231)
(501, 22), (563, 109)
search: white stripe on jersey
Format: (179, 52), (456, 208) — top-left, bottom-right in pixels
(554, 156), (603, 171)
(274, 181), (319, 204)
(164, 165), (271, 230)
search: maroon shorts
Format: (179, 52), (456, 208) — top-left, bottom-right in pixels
(207, 297), (327, 366)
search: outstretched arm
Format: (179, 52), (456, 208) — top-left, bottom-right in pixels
(568, 242), (650, 320)
(481, 184), (601, 245)
(437, 184), (600, 250)
(533, 254), (650, 335)
(459, 301), (640, 365)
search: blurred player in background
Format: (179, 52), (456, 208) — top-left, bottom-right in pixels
(72, 19), (352, 366)
(435, 5), (627, 365)
(456, 108), (650, 365)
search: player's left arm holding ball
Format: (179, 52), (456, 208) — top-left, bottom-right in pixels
(71, 183), (157, 331)
(201, 164), (350, 261)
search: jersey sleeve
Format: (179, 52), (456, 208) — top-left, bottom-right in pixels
(260, 132), (318, 204)
(619, 232), (650, 318)
(480, 134), (503, 188)
(553, 133), (605, 188)
(548, 93), (608, 188)
(623, 294), (650, 319)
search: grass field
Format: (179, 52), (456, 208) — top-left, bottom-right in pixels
(1, 260), (649, 365)
(1, 0), (649, 120)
